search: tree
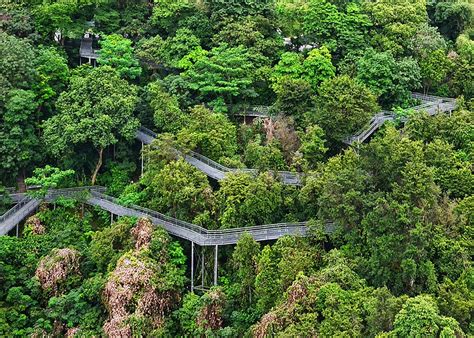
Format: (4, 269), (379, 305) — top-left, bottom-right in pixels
(43, 66), (139, 185)
(143, 159), (215, 225)
(147, 81), (187, 133)
(177, 105), (238, 161)
(0, 89), (41, 183)
(244, 137), (286, 171)
(272, 77), (313, 123)
(98, 34), (142, 79)
(393, 295), (463, 337)
(254, 245), (280, 314)
(211, 16), (282, 61)
(363, 0), (428, 54)
(430, 0), (473, 40)
(302, 46), (335, 90)
(217, 172), (284, 228)
(181, 43), (257, 106)
(25, 166), (75, 198)
(313, 75), (379, 142)
(407, 23), (447, 60)
(419, 49), (453, 94)
(272, 48), (335, 91)
(297, 124), (328, 169)
(0, 32), (35, 91)
(232, 234), (261, 307)
(301, 149), (370, 225)
(302, 0), (371, 58)
(356, 49), (421, 106)
(33, 47), (69, 108)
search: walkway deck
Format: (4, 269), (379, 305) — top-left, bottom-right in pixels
(3, 187), (333, 246)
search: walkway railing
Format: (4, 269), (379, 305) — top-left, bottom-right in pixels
(3, 187), (331, 246)
(344, 93), (456, 144)
(136, 127), (302, 185)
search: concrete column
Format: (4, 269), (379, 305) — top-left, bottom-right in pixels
(191, 242), (194, 292)
(110, 212), (113, 225)
(214, 245), (218, 286)
(16, 224), (19, 238)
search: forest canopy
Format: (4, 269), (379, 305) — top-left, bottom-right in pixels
(0, 0), (473, 336)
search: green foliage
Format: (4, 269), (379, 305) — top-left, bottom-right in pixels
(43, 66), (139, 184)
(313, 75), (379, 142)
(297, 124), (328, 169)
(25, 165), (75, 198)
(33, 47), (69, 106)
(143, 159), (215, 224)
(217, 172), (285, 229)
(363, 0), (428, 54)
(355, 49), (421, 107)
(0, 32), (35, 91)
(302, 0), (372, 57)
(272, 76), (313, 122)
(0, 89), (41, 181)
(244, 137), (286, 171)
(98, 34), (142, 79)
(272, 47), (335, 91)
(0, 2), (471, 336)
(232, 234), (261, 308)
(177, 105), (238, 161)
(393, 295), (463, 337)
(181, 43), (257, 105)
(147, 81), (187, 133)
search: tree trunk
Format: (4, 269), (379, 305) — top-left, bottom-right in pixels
(91, 148), (104, 186)
(17, 171), (26, 193)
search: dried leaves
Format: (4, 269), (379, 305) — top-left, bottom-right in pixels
(35, 248), (80, 295)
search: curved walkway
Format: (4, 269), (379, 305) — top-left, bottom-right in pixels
(136, 93), (456, 185)
(344, 93), (457, 144)
(135, 128), (303, 185)
(3, 187), (333, 246)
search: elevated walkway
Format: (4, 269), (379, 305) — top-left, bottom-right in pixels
(344, 93), (456, 144)
(3, 187), (334, 246)
(0, 197), (41, 235)
(135, 127), (303, 185)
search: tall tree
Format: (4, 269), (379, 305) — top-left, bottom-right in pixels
(181, 44), (257, 107)
(98, 34), (142, 79)
(313, 75), (379, 142)
(43, 66), (139, 185)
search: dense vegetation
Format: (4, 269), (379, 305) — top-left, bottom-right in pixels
(0, 0), (473, 336)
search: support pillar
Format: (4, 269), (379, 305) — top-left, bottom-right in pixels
(141, 142), (144, 177)
(201, 250), (205, 287)
(191, 242), (194, 292)
(214, 245), (218, 286)
(110, 212), (113, 225)
(16, 224), (19, 238)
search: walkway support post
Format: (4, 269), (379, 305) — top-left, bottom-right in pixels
(201, 249), (205, 288)
(110, 212), (113, 225)
(16, 224), (19, 238)
(141, 142), (144, 177)
(191, 242), (194, 292)
(214, 245), (218, 286)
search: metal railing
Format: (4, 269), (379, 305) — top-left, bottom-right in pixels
(344, 94), (456, 145)
(0, 196), (32, 224)
(3, 187), (334, 245)
(137, 127), (302, 185)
